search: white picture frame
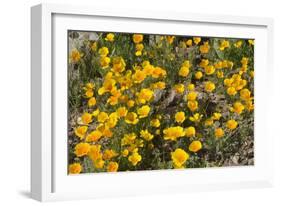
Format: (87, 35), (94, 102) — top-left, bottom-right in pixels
(31, 3), (274, 202)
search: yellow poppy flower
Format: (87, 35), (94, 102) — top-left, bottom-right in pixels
(117, 107), (128, 117)
(217, 71), (224, 78)
(240, 88), (252, 101)
(215, 128), (224, 138)
(166, 36), (175, 44)
(150, 119), (160, 128)
(151, 66), (167, 78)
(205, 65), (215, 75)
(231, 101), (245, 115)
(105, 33), (115, 42)
(163, 126), (185, 141)
(140, 129), (154, 141)
(98, 46), (109, 57)
(205, 118), (214, 126)
(103, 149), (118, 160)
(98, 79), (117, 95)
(226, 119), (238, 130)
(193, 37), (201, 45)
(137, 105), (150, 118)
(97, 112), (109, 123)
(100, 56), (111, 68)
(212, 112), (222, 120)
(178, 65), (190, 77)
(136, 88), (154, 104)
(189, 113), (203, 122)
(133, 34), (143, 44)
(195, 71), (203, 79)
(88, 97), (96, 107)
(86, 130), (103, 142)
(81, 112), (92, 125)
(152, 81), (166, 90)
(122, 149), (129, 157)
(135, 43), (144, 56)
(107, 161), (119, 172)
(199, 41), (210, 54)
(94, 158), (105, 169)
(88, 145), (102, 161)
(248, 40), (254, 45)
(85, 89), (94, 98)
(219, 40), (230, 51)
(74, 126), (88, 139)
(70, 49), (81, 62)
(128, 152), (142, 166)
(132, 69), (147, 83)
(127, 100), (135, 108)
(186, 39), (193, 46)
(125, 112), (139, 124)
(234, 40), (243, 48)
(173, 84), (185, 94)
(74, 143), (91, 157)
(189, 140), (202, 152)
(187, 100), (198, 111)
(185, 126), (196, 137)
(175, 112), (186, 124)
(69, 163), (82, 174)
(227, 87), (237, 96)
(205, 81), (215, 93)
(106, 112), (119, 128)
(112, 56), (126, 73)
(187, 83), (195, 91)
(171, 148), (189, 168)
(199, 59), (209, 68)
(186, 91), (197, 101)
(91, 42), (97, 51)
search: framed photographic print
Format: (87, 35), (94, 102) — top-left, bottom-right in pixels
(31, 3), (274, 201)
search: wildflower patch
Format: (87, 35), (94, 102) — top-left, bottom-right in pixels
(68, 31), (254, 174)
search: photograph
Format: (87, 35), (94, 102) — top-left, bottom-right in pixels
(67, 31), (254, 174)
